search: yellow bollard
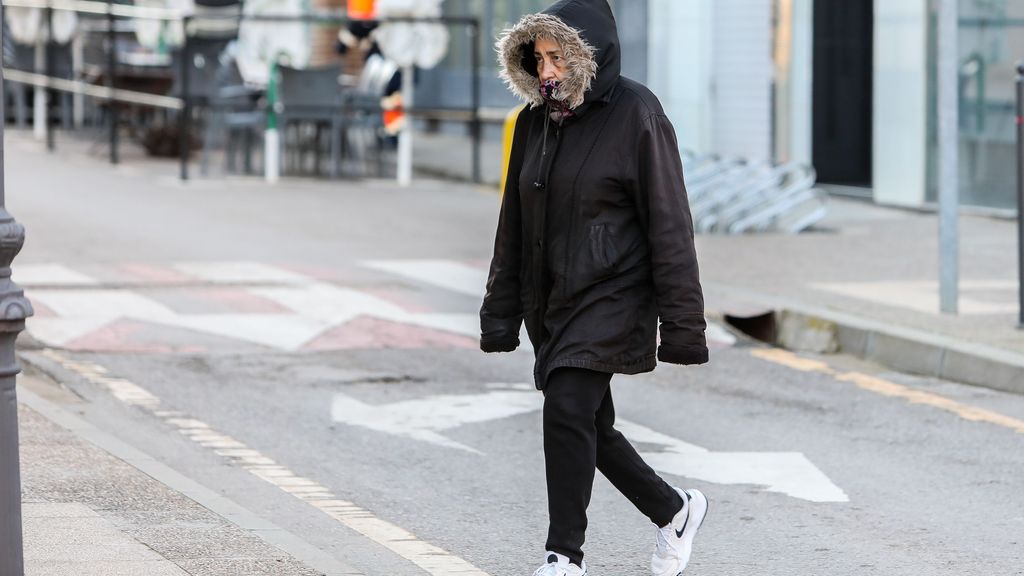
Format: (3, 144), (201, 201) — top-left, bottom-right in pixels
(500, 105), (526, 195)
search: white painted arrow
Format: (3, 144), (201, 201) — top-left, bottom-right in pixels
(330, 386), (847, 503)
(615, 419), (848, 503)
(331, 384), (540, 454)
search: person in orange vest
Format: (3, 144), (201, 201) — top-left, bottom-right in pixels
(336, 19), (413, 140)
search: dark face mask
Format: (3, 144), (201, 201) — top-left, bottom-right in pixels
(539, 80), (574, 121)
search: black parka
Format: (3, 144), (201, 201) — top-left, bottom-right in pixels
(481, 0), (708, 389)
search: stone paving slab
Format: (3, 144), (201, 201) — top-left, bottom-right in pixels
(23, 503), (191, 576)
(17, 397), (326, 576)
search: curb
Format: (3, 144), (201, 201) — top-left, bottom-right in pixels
(16, 367), (366, 576)
(707, 283), (1024, 396)
(776, 308), (1024, 396)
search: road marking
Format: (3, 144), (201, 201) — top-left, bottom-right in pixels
(361, 259), (737, 348)
(15, 263), (100, 286)
(41, 351), (161, 409)
(172, 261), (309, 285)
(331, 385), (542, 454)
(331, 385), (847, 503)
(751, 348), (1024, 434)
(28, 276), (478, 351)
(618, 419), (848, 503)
(23, 260), (734, 353)
(362, 260), (488, 298)
(41, 350), (492, 576)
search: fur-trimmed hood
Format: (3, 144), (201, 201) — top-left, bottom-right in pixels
(497, 0), (621, 110)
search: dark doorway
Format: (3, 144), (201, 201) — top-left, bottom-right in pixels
(812, 0), (873, 186)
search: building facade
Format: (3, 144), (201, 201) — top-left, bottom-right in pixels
(423, 0), (1020, 211)
(643, 0), (1024, 211)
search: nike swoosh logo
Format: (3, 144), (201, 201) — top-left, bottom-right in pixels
(675, 514), (689, 539)
(675, 492), (692, 538)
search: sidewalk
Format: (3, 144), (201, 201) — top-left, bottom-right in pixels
(16, 369), (357, 576)
(414, 131), (503, 186)
(696, 197), (1024, 394)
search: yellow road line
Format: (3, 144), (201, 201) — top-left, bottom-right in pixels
(750, 348), (1024, 434)
(41, 349), (492, 576)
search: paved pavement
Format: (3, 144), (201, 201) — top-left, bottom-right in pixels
(5, 129), (1024, 575)
(697, 196), (1024, 393)
(18, 372), (337, 576)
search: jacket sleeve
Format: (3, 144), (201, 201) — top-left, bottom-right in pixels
(480, 108), (530, 353)
(633, 113), (709, 365)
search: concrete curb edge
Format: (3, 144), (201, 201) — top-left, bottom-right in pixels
(705, 282), (1024, 396)
(16, 380), (366, 576)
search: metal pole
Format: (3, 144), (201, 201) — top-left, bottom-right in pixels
(0, 3), (33, 574)
(179, 16), (190, 181)
(469, 20), (481, 184)
(107, 0), (119, 164)
(397, 64), (414, 186)
(45, 3), (55, 152)
(938, 0), (959, 314)
(72, 33), (85, 128)
(32, 35), (45, 141)
(1017, 64), (1024, 328)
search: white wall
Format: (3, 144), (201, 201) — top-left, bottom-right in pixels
(647, 0), (774, 161)
(711, 0), (775, 161)
(647, 0), (714, 154)
(873, 0), (930, 206)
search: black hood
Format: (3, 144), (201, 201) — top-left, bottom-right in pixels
(497, 0), (621, 110)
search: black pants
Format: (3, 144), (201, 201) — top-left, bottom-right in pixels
(543, 367), (684, 565)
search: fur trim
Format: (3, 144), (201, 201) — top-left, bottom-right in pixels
(496, 13), (598, 110)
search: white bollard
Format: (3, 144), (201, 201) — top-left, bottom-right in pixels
(265, 128), (280, 183)
(397, 65), (414, 187)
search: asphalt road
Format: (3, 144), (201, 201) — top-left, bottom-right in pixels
(9, 137), (1024, 575)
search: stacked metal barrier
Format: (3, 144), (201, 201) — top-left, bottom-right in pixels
(682, 151), (828, 234)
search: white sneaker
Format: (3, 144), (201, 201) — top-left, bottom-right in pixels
(651, 488), (708, 576)
(533, 552), (587, 576)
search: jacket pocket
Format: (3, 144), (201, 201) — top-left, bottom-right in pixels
(519, 251), (536, 311)
(588, 224), (618, 277)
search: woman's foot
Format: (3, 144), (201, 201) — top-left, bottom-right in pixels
(651, 488), (709, 576)
(534, 552), (587, 576)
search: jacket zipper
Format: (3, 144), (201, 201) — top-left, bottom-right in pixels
(532, 114), (561, 350)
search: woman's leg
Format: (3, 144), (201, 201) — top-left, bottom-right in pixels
(542, 367), (611, 565)
(595, 386), (684, 528)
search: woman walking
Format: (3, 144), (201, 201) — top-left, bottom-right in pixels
(480, 1), (710, 574)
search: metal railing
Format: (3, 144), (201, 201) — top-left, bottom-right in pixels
(682, 151), (828, 234)
(1, 0), (487, 182)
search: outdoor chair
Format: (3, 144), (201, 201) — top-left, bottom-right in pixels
(338, 53), (397, 177)
(170, 37), (235, 109)
(276, 64), (344, 178)
(200, 53), (265, 175)
(3, 41), (74, 130)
